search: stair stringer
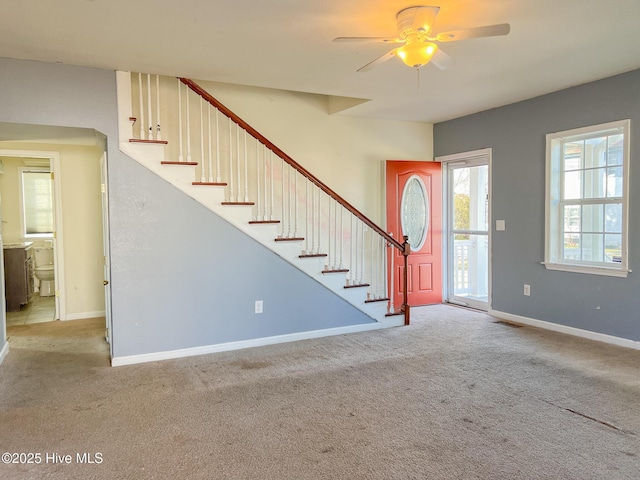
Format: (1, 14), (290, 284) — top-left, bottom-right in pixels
(119, 141), (403, 327)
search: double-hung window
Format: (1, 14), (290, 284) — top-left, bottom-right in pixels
(20, 169), (54, 238)
(545, 120), (630, 277)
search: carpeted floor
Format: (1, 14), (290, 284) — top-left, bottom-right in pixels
(0, 305), (639, 479)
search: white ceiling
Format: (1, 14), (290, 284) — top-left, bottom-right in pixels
(2, 0), (639, 123)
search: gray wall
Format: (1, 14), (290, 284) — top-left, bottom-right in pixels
(111, 157), (374, 356)
(0, 57), (374, 360)
(434, 69), (640, 342)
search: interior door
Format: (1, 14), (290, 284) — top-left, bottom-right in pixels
(386, 160), (442, 307)
(0, 192), (6, 343)
(100, 152), (113, 356)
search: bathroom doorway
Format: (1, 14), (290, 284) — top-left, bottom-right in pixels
(1, 132), (107, 331)
(0, 150), (63, 325)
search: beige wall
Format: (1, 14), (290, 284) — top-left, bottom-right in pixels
(0, 143), (105, 318)
(0, 157), (23, 243)
(157, 79), (434, 226)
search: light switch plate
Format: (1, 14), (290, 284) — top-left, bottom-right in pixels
(496, 220), (506, 231)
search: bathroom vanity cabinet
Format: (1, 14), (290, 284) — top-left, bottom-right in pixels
(3, 243), (34, 312)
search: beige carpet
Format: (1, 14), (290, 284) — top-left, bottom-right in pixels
(1, 306), (639, 479)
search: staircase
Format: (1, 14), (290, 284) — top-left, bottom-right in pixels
(115, 72), (409, 327)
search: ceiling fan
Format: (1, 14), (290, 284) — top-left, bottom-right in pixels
(334, 6), (510, 72)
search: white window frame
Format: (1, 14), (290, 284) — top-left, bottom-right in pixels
(544, 119), (630, 277)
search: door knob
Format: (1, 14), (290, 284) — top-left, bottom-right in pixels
(103, 280), (109, 286)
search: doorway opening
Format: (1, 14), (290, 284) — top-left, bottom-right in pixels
(0, 123), (111, 361)
(1, 151), (63, 325)
(440, 149), (491, 311)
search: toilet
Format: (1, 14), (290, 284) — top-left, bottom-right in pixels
(33, 246), (55, 297)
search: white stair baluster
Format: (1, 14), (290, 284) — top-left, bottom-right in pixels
(333, 202), (339, 270)
(228, 120), (234, 201)
(207, 104), (213, 183)
(389, 239), (395, 313)
(269, 151), (274, 221)
(357, 221), (362, 285)
(383, 238), (389, 302)
(147, 74), (153, 140)
(178, 80), (184, 162)
(199, 97), (205, 182)
(346, 215), (352, 285)
(138, 73), (144, 139)
(236, 124), (241, 201)
(360, 226), (366, 285)
(326, 198), (332, 270)
(156, 75), (161, 140)
(215, 109), (221, 183)
(369, 232), (375, 299)
(244, 131), (249, 203)
(339, 207), (344, 269)
(379, 236), (385, 299)
(293, 171), (298, 238)
(255, 138), (260, 220)
(373, 235), (382, 300)
(263, 144), (268, 220)
(310, 185), (316, 254)
(186, 89), (192, 163)
(351, 219), (357, 284)
(287, 164), (292, 237)
(280, 158), (286, 237)
(317, 192), (322, 255)
(304, 179), (309, 254)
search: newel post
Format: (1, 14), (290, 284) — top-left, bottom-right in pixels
(402, 235), (411, 325)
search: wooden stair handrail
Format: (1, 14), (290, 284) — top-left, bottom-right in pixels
(180, 78), (404, 253)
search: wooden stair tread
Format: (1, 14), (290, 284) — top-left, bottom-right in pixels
(365, 297), (390, 304)
(274, 237), (304, 242)
(322, 268), (349, 274)
(130, 138), (168, 145)
(192, 181), (227, 186)
(385, 310), (404, 317)
(344, 283), (370, 289)
(249, 220), (281, 224)
(299, 253), (327, 258)
(161, 161), (198, 165)
(222, 201), (255, 206)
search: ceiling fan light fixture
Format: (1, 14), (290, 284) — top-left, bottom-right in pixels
(397, 42), (438, 69)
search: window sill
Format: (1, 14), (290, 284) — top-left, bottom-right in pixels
(543, 262), (630, 278)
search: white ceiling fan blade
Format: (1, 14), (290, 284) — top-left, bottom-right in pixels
(431, 49), (455, 70)
(333, 37), (403, 44)
(357, 48), (398, 72)
(435, 23), (511, 42)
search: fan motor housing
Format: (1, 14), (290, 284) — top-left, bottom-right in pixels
(397, 6), (440, 41)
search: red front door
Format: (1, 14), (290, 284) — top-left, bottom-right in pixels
(386, 160), (442, 307)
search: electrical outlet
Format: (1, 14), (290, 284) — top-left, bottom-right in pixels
(523, 284), (531, 296)
(255, 300), (263, 314)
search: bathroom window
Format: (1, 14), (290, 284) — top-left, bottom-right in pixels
(20, 169), (54, 238)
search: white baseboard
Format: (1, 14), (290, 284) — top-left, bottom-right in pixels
(111, 321), (389, 367)
(0, 341), (9, 366)
(489, 309), (640, 351)
(62, 311), (106, 321)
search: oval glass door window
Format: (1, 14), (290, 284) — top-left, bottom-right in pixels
(400, 175), (429, 250)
